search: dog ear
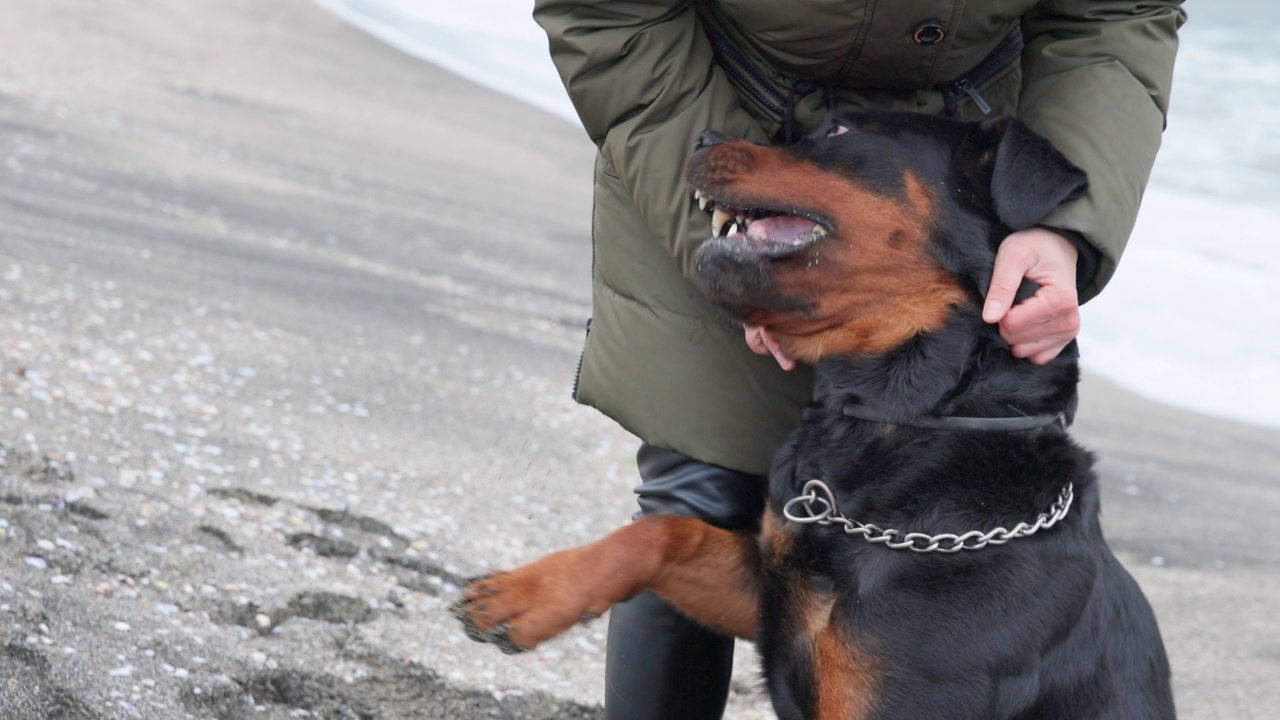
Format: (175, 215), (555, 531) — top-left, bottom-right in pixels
(984, 118), (1088, 230)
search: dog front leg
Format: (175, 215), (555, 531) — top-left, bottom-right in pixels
(454, 515), (761, 653)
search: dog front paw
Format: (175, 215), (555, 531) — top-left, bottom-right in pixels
(450, 581), (529, 655)
(451, 546), (630, 653)
(449, 568), (582, 653)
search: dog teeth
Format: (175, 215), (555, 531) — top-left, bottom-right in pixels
(728, 222), (741, 236)
(712, 207), (732, 237)
(792, 226), (830, 244)
(699, 195), (709, 210)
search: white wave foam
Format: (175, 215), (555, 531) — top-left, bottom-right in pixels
(1081, 189), (1280, 429)
(310, 0), (577, 123)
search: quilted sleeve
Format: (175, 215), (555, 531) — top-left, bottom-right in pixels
(1019, 0), (1186, 301)
(533, 0), (770, 280)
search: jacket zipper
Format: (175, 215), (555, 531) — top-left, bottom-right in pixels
(952, 79), (993, 115)
(700, 19), (788, 119)
(572, 318), (590, 400)
(942, 30), (1025, 117)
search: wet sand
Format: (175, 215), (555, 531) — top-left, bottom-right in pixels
(0, 1), (1276, 718)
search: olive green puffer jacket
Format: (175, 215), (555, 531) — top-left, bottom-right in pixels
(534, 0), (1185, 474)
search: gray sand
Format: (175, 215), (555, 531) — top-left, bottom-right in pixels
(0, 1), (1276, 718)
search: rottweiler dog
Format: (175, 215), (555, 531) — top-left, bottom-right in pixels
(454, 112), (1175, 720)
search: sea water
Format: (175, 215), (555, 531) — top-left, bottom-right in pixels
(313, 0), (1280, 431)
(1082, 2), (1280, 429)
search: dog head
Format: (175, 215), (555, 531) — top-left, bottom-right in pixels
(686, 113), (1087, 363)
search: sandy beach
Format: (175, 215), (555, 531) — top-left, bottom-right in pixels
(0, 1), (1277, 718)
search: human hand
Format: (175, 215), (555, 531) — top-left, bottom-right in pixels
(982, 227), (1081, 365)
(744, 325), (796, 371)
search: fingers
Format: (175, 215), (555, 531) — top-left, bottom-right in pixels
(1003, 299), (1079, 365)
(743, 325), (796, 371)
(1006, 317), (1078, 365)
(1001, 288), (1080, 351)
(763, 332), (796, 371)
(985, 228), (1082, 365)
(982, 242), (1032, 325)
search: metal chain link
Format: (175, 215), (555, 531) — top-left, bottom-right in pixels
(782, 479), (1074, 554)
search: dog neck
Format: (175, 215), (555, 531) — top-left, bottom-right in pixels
(790, 304), (1086, 525)
(810, 303), (1080, 427)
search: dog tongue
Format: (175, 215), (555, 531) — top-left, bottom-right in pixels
(746, 215), (818, 243)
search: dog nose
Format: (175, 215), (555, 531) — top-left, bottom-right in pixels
(694, 130), (728, 152)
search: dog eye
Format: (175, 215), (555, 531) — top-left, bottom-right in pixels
(827, 125), (850, 137)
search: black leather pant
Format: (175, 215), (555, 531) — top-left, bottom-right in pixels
(603, 443), (766, 720)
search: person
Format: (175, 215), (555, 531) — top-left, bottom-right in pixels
(531, 1), (1185, 718)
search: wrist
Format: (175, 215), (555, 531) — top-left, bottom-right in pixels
(1035, 225), (1098, 297)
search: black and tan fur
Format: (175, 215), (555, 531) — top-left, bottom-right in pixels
(455, 112), (1174, 720)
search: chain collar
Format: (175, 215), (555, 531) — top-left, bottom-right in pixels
(782, 479), (1074, 553)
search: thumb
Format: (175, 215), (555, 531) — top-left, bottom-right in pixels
(983, 243), (1033, 323)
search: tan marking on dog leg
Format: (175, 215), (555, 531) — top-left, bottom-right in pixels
(647, 517), (762, 640)
(759, 508), (793, 562)
(814, 620), (880, 720)
(780, 572), (880, 719)
(458, 515), (760, 649)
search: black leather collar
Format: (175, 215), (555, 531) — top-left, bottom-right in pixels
(841, 403), (1065, 432)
